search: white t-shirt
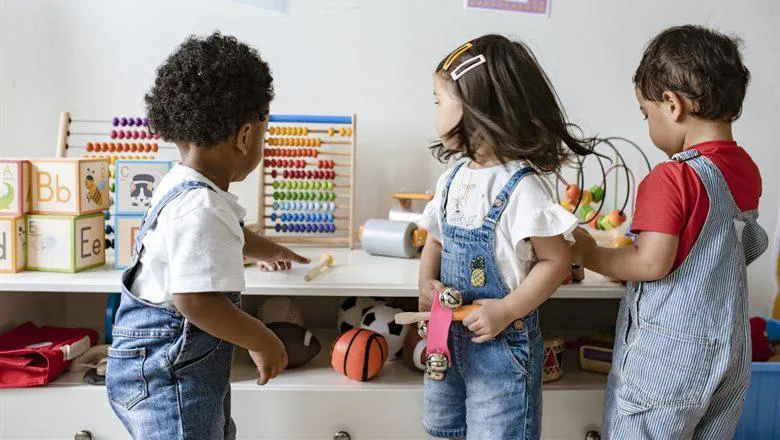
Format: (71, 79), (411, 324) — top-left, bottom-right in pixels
(129, 164), (247, 304)
(418, 160), (577, 290)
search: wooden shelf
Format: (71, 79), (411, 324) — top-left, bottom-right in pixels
(51, 331), (607, 392)
(0, 248), (625, 298)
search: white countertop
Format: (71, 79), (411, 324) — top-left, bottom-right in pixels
(0, 247), (624, 298)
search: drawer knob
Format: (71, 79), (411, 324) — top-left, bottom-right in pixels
(74, 431), (93, 440)
(333, 431), (351, 440)
(585, 431), (601, 440)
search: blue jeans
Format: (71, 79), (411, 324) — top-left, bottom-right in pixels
(424, 313), (544, 439)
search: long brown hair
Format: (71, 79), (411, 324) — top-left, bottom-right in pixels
(431, 34), (593, 172)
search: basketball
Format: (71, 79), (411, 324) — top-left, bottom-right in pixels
(331, 328), (388, 381)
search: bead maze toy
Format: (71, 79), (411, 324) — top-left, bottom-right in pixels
(258, 115), (357, 248)
(55, 112), (178, 269)
(556, 137), (652, 246)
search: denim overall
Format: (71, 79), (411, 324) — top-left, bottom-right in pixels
(424, 163), (544, 440)
(603, 150), (768, 439)
(106, 181), (241, 440)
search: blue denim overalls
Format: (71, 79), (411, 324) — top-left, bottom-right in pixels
(603, 150), (768, 439)
(106, 181), (241, 440)
(424, 163), (545, 440)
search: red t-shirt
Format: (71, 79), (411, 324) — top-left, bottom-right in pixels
(630, 141), (762, 271)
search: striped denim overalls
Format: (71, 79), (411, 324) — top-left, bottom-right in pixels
(107, 181), (241, 440)
(603, 150), (768, 439)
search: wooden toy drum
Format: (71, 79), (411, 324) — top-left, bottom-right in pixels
(543, 336), (566, 382)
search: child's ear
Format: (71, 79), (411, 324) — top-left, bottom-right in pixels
(235, 122), (253, 156)
(661, 90), (685, 122)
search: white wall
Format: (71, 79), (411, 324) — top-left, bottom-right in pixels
(1, 0), (778, 314)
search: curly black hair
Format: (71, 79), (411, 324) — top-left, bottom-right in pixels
(634, 25), (750, 122)
(145, 32), (274, 147)
(431, 34), (593, 173)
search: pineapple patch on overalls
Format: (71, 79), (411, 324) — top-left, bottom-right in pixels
(469, 256), (486, 287)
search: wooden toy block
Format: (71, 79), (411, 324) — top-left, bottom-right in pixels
(0, 216), (26, 273)
(114, 215), (142, 269)
(0, 160), (31, 216)
(26, 213), (105, 272)
(30, 158), (110, 215)
(114, 160), (172, 215)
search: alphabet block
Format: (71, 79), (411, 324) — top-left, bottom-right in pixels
(114, 160), (172, 215)
(31, 159), (110, 215)
(0, 160), (31, 216)
(0, 216), (26, 273)
(26, 213), (105, 272)
(114, 215), (142, 269)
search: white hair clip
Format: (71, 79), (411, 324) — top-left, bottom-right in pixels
(450, 55), (486, 81)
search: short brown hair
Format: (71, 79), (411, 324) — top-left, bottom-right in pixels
(634, 25), (750, 122)
(431, 34), (593, 173)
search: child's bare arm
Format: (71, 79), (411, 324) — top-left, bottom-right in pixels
(173, 292), (286, 384)
(418, 234), (445, 312)
(463, 235), (571, 343)
(243, 227), (310, 267)
(575, 228), (678, 281)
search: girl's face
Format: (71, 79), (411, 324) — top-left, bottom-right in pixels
(433, 74), (463, 148)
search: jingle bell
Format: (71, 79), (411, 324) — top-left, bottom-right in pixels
(425, 352), (448, 380)
(417, 320), (428, 338)
(438, 287), (463, 311)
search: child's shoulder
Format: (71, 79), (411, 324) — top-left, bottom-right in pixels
(153, 166), (239, 223)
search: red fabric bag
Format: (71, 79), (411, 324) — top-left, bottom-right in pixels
(0, 321), (98, 388)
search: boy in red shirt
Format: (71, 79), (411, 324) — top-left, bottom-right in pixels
(574, 25), (769, 439)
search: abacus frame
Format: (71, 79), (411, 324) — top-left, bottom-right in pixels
(258, 114), (357, 249)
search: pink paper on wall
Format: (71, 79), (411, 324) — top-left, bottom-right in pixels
(465, 0), (550, 16)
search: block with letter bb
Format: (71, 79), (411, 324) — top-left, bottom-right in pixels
(31, 159), (109, 215)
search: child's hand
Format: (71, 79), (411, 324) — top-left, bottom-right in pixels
(249, 328), (288, 385)
(269, 245), (311, 268)
(418, 279), (446, 312)
(462, 298), (515, 343)
(572, 227), (597, 265)
(258, 261), (292, 272)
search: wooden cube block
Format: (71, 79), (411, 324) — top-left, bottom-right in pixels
(115, 160), (172, 215)
(0, 160), (31, 216)
(30, 159), (110, 215)
(114, 215), (142, 269)
(0, 216), (26, 273)
(26, 213), (105, 272)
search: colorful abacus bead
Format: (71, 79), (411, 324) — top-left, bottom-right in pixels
(565, 184), (580, 202)
(579, 190), (593, 206)
(121, 117), (128, 126)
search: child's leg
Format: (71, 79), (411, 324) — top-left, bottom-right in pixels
(692, 361), (750, 440)
(463, 319), (544, 440)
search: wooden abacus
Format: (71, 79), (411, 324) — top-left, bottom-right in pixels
(258, 114), (357, 248)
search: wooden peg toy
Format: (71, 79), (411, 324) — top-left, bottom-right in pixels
(394, 304), (480, 325)
(304, 253), (333, 281)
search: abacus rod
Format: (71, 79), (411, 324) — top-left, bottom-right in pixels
(263, 216), (349, 221)
(262, 183), (351, 188)
(263, 204), (350, 210)
(263, 194), (351, 199)
(69, 144), (178, 150)
(263, 226), (350, 231)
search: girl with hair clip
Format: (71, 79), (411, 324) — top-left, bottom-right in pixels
(417, 34), (594, 439)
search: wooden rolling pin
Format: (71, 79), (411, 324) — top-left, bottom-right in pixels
(394, 304), (480, 325)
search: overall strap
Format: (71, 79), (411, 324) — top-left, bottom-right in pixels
(132, 181), (214, 258)
(670, 149), (739, 214)
(483, 166), (536, 231)
(440, 162), (467, 222)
